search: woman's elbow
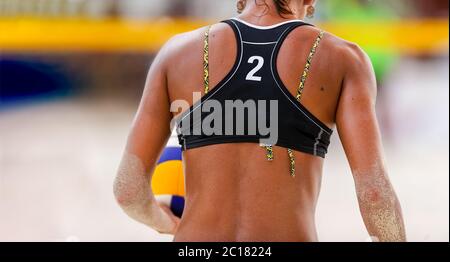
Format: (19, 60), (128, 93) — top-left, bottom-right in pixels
(113, 177), (137, 208)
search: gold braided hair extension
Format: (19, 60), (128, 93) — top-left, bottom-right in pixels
(203, 26), (211, 94)
(285, 30), (325, 177)
(296, 30), (325, 101)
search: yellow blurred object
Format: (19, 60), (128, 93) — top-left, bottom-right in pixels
(0, 18), (207, 53)
(0, 18), (448, 54)
(323, 19), (449, 55)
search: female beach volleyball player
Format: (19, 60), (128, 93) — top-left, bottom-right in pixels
(114, 0), (406, 242)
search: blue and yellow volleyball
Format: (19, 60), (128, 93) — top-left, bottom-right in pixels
(151, 146), (185, 218)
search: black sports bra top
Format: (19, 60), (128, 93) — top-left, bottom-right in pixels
(176, 18), (333, 177)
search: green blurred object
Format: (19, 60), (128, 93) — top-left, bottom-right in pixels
(365, 48), (397, 83)
(321, 0), (398, 22)
(319, 0), (399, 82)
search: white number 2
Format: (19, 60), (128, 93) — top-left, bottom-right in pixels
(246, 56), (264, 82)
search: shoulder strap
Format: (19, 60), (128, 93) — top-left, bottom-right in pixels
(283, 30), (325, 178)
(203, 26), (211, 94)
(296, 30), (325, 101)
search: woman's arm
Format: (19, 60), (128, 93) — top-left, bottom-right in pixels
(113, 42), (179, 235)
(336, 43), (406, 242)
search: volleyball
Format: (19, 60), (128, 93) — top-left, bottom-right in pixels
(151, 146), (185, 218)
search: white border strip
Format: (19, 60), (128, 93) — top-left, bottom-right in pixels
(231, 17), (303, 30)
(243, 41), (278, 45)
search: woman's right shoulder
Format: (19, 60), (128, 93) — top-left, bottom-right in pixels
(160, 23), (229, 55)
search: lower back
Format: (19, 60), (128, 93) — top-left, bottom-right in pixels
(174, 143), (324, 242)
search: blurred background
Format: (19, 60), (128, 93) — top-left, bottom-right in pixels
(0, 0), (448, 242)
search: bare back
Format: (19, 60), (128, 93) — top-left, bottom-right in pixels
(163, 20), (349, 241)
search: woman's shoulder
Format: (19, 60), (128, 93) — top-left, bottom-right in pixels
(156, 23), (229, 60)
(287, 25), (370, 64)
(322, 30), (371, 68)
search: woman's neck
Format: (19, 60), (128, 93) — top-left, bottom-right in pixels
(238, 1), (301, 25)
